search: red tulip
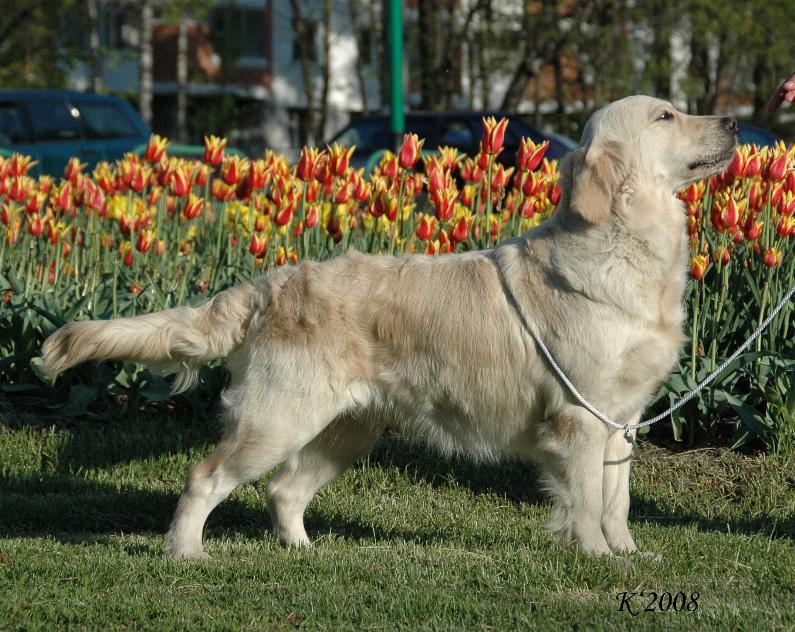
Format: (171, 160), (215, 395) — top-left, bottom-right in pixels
(182, 193), (204, 220)
(249, 233), (267, 257)
(203, 135), (227, 166)
(451, 216), (468, 242)
(415, 215), (435, 241)
(690, 254), (709, 280)
(143, 135), (169, 164)
(399, 133), (425, 169)
(763, 246), (782, 268)
(516, 138), (549, 172)
(481, 116), (508, 155)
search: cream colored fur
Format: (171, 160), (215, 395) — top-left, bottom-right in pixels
(41, 96), (737, 559)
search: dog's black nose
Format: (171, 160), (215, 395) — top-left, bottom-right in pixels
(720, 117), (738, 133)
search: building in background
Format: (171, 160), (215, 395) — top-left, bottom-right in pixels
(67, 0), (384, 158)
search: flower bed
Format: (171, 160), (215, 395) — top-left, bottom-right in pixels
(1, 121), (793, 449)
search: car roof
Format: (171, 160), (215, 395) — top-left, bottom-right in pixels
(350, 111), (536, 121)
(0, 89), (127, 104)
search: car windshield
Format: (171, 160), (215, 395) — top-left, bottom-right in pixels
(76, 101), (141, 139)
(334, 119), (390, 152)
(27, 99), (83, 141)
(0, 103), (30, 144)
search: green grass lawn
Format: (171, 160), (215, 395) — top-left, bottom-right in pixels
(1, 411), (793, 631)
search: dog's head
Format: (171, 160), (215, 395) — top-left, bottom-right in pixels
(561, 95), (737, 224)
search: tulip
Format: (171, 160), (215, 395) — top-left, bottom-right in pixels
(490, 165), (515, 192)
(451, 216), (469, 242)
(415, 215), (435, 241)
(54, 182), (73, 213)
(27, 215), (43, 237)
(38, 176), (53, 195)
(746, 152), (762, 177)
(171, 164), (193, 197)
(335, 183), (352, 204)
(549, 183), (561, 205)
(766, 151), (789, 182)
(438, 146), (461, 171)
(327, 143), (355, 177)
(8, 154), (36, 177)
(25, 190), (46, 214)
(64, 157), (86, 183)
(727, 149), (745, 179)
(275, 201), (296, 226)
(143, 134), (169, 164)
(399, 133), (425, 169)
(203, 135), (227, 166)
(248, 159), (270, 190)
(8, 177), (27, 203)
(459, 185), (475, 207)
(714, 245), (730, 266)
(249, 233), (267, 257)
(369, 187), (395, 219)
(690, 254), (709, 280)
(516, 138), (549, 172)
(481, 116), (508, 155)
(778, 191), (795, 216)
(459, 158), (482, 183)
(718, 196), (744, 230)
(744, 218), (763, 241)
(763, 246), (782, 268)
(135, 229), (153, 253)
(182, 193), (204, 220)
(297, 147), (323, 181)
(221, 155), (248, 186)
(192, 163), (209, 187)
(776, 216), (795, 238)
(305, 203), (319, 228)
(432, 188), (457, 222)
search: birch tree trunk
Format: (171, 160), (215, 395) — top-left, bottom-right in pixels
(176, 20), (189, 143)
(139, 0), (153, 126)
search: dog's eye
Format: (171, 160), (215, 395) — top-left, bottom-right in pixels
(656, 111), (674, 121)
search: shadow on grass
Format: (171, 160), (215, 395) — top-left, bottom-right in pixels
(629, 495), (795, 541)
(1, 418), (791, 547)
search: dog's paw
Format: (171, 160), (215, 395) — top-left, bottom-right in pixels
(277, 532), (312, 548)
(631, 551), (662, 562)
(163, 539), (211, 561)
(166, 548), (211, 561)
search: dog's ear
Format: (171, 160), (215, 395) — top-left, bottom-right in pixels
(567, 141), (627, 224)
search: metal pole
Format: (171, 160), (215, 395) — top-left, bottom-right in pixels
(387, 0), (404, 146)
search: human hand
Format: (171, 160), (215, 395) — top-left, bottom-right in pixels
(767, 73), (795, 112)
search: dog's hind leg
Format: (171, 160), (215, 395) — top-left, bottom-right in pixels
(601, 422), (637, 554)
(266, 413), (383, 546)
(163, 389), (342, 560)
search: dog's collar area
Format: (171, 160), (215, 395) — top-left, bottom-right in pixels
(515, 282), (795, 435)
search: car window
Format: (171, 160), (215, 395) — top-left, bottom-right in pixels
(27, 99), (83, 142)
(76, 101), (141, 139)
(0, 102), (31, 144)
(440, 120), (474, 148)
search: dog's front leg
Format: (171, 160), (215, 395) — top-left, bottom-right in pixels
(543, 411), (612, 555)
(601, 423), (638, 554)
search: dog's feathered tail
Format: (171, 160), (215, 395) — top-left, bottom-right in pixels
(41, 282), (259, 393)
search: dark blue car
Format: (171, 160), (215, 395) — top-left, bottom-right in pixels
(0, 90), (151, 176)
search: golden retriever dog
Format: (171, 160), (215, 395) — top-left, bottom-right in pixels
(42, 96), (737, 560)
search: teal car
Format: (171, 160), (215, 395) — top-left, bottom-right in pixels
(0, 90), (151, 176)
